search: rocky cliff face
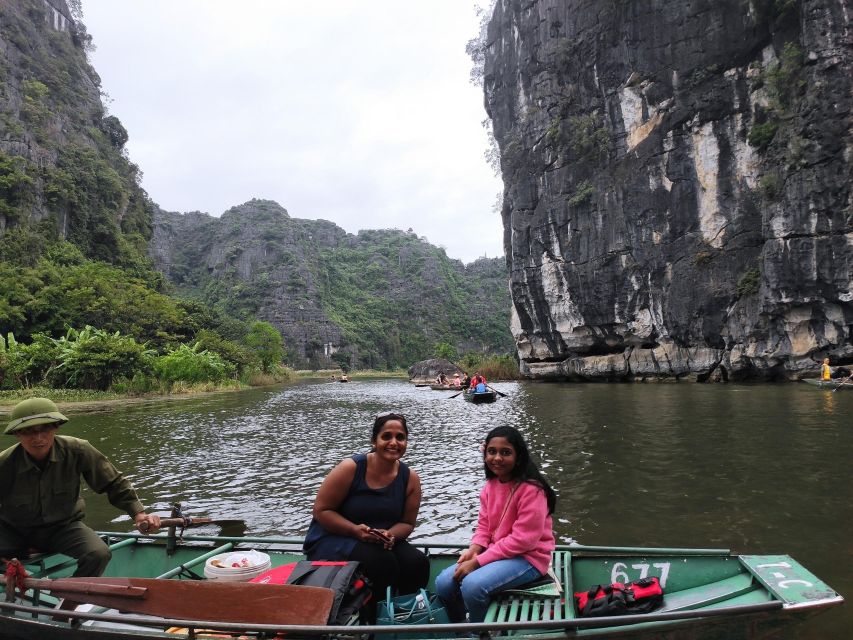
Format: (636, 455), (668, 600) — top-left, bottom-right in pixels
(0, 0), (152, 261)
(151, 201), (514, 369)
(484, 0), (852, 380)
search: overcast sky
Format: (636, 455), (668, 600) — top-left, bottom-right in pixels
(80, 1), (503, 264)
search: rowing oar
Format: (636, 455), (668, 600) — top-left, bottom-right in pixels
(832, 372), (853, 392)
(1, 575), (334, 626)
(487, 385), (508, 397)
(447, 390), (465, 399)
(138, 516), (246, 533)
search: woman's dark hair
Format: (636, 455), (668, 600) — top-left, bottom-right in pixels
(372, 412), (408, 441)
(483, 425), (557, 514)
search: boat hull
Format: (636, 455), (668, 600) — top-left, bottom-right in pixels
(801, 378), (852, 389)
(463, 390), (497, 403)
(0, 535), (841, 640)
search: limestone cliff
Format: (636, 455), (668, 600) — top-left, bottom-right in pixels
(150, 201), (514, 369)
(484, 0), (852, 380)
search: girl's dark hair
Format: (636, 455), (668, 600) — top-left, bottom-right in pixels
(372, 412), (408, 440)
(483, 425), (557, 514)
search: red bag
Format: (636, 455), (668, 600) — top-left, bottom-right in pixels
(626, 576), (663, 612)
(575, 576), (663, 617)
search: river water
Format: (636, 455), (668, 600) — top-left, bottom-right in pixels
(66, 379), (851, 638)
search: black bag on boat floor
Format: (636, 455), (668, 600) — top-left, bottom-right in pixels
(284, 561), (372, 625)
(574, 576), (663, 617)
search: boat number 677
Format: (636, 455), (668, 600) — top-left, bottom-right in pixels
(611, 562), (671, 587)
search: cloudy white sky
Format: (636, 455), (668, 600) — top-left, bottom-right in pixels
(81, 1), (504, 264)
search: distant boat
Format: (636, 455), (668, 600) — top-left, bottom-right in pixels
(464, 388), (497, 403)
(430, 384), (458, 390)
(802, 378), (851, 390)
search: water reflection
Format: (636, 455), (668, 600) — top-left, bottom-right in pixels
(65, 379), (851, 639)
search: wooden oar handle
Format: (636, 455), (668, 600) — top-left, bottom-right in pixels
(0, 575), (147, 599)
(138, 516), (214, 533)
(160, 517), (212, 527)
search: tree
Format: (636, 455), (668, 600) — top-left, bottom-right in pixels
(434, 341), (457, 361)
(244, 321), (284, 373)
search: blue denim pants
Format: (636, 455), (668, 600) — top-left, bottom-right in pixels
(435, 557), (542, 623)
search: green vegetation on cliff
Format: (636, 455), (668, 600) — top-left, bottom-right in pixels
(152, 203), (513, 371)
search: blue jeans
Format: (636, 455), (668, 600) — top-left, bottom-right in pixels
(435, 557), (542, 623)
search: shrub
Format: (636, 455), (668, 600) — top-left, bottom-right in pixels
(50, 326), (153, 390)
(434, 341), (457, 361)
(457, 353), (521, 380)
(568, 114), (609, 157)
(194, 329), (257, 375)
(568, 181), (595, 206)
(748, 121), (779, 148)
(736, 268), (762, 297)
(153, 343), (235, 385)
(694, 251), (714, 266)
(765, 42), (805, 111)
(758, 173), (782, 200)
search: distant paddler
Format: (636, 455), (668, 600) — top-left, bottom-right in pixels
(821, 358), (832, 381)
(0, 398), (161, 576)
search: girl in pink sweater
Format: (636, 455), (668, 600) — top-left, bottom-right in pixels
(435, 426), (556, 623)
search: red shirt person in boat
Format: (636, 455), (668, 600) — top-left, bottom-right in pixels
(0, 398), (162, 576)
(470, 372), (487, 391)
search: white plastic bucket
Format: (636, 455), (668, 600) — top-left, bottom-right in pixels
(203, 550), (271, 582)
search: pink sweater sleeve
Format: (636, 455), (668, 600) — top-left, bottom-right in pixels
(471, 480), (555, 575)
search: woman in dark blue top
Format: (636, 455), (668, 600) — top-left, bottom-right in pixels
(304, 412), (429, 602)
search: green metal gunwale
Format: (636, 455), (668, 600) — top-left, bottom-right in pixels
(98, 532), (732, 556)
(0, 597), (785, 636)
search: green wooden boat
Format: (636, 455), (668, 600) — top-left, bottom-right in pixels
(0, 532), (841, 640)
(463, 389), (497, 403)
(802, 378), (853, 390)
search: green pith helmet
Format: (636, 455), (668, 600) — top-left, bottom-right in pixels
(5, 397), (68, 435)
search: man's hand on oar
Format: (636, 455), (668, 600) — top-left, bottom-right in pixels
(134, 512), (161, 534)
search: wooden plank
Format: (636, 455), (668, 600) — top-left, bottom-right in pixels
(28, 577), (335, 626)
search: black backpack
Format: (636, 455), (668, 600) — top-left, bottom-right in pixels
(284, 561), (372, 625)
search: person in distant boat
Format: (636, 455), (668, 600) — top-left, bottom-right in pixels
(436, 372), (448, 385)
(0, 398), (161, 577)
(452, 373), (462, 388)
(821, 358), (832, 381)
(470, 372), (487, 392)
(435, 426), (557, 623)
(303, 412), (429, 611)
(340, 373), (349, 382)
(461, 372), (471, 389)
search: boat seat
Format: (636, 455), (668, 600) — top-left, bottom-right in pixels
(658, 573), (757, 612)
(484, 550), (574, 627)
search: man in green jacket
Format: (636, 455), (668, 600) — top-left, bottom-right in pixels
(0, 397), (161, 576)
